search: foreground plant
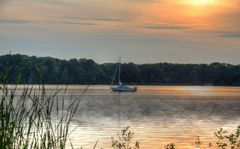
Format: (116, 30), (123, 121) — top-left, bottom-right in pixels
(163, 125), (240, 149)
(0, 83), (87, 149)
(111, 127), (140, 149)
(193, 126), (240, 149)
(214, 126), (240, 149)
(165, 143), (175, 149)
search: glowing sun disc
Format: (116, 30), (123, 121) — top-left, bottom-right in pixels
(184, 0), (217, 6)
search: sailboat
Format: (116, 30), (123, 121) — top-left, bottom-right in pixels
(111, 58), (137, 92)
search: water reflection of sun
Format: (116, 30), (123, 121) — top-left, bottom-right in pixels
(176, 86), (214, 96)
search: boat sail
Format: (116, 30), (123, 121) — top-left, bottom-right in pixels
(111, 58), (137, 92)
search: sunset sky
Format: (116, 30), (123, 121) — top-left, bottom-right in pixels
(0, 0), (240, 64)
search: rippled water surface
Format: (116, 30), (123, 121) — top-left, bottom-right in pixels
(17, 85), (240, 149)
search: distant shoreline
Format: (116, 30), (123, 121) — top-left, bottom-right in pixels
(2, 84), (240, 87)
(1, 54), (240, 86)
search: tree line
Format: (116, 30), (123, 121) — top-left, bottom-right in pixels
(0, 54), (240, 85)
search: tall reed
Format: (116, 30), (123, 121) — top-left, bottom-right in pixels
(0, 83), (87, 149)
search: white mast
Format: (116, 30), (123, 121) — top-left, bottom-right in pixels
(118, 57), (122, 85)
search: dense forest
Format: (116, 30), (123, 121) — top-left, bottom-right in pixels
(0, 54), (240, 86)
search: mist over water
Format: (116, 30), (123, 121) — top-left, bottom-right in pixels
(14, 85), (240, 148)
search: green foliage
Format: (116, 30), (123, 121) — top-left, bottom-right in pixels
(165, 143), (175, 149)
(0, 83), (85, 148)
(214, 126), (240, 149)
(1, 54), (240, 85)
(110, 126), (240, 149)
(193, 136), (213, 149)
(184, 126), (240, 149)
(111, 127), (140, 149)
(194, 136), (203, 148)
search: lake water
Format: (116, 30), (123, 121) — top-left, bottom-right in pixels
(15, 85), (240, 149)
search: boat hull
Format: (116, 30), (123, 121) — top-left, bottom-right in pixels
(111, 86), (137, 92)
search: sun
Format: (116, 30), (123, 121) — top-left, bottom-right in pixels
(184, 0), (217, 6)
(180, 0), (220, 16)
